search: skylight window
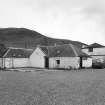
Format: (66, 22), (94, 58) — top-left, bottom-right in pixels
(13, 54), (16, 57)
(18, 54), (21, 57)
(57, 50), (60, 54)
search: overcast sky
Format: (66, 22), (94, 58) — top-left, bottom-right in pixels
(0, 0), (105, 45)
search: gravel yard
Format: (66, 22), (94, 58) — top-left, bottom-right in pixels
(0, 69), (105, 105)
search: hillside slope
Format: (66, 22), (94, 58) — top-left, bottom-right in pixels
(0, 28), (87, 49)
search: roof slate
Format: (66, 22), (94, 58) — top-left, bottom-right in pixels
(4, 48), (33, 58)
(39, 44), (89, 57)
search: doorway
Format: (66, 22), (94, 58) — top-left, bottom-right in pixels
(45, 57), (49, 68)
(80, 57), (83, 69)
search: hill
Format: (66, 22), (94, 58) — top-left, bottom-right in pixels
(0, 28), (87, 49)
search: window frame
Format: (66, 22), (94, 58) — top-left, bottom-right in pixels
(88, 48), (93, 52)
(56, 60), (60, 65)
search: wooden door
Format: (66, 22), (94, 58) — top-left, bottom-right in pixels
(80, 57), (83, 69)
(45, 57), (49, 68)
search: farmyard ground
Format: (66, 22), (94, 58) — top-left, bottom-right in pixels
(0, 69), (105, 105)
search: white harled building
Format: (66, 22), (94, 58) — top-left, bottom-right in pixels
(30, 44), (92, 69)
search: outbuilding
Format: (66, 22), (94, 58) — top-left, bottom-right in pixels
(2, 47), (33, 68)
(82, 43), (105, 68)
(30, 44), (92, 69)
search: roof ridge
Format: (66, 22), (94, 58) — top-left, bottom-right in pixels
(8, 47), (33, 51)
(38, 44), (72, 48)
(70, 44), (78, 57)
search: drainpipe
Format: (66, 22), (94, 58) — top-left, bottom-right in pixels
(2, 57), (5, 70)
(12, 55), (14, 69)
(47, 45), (49, 70)
(2, 57), (3, 69)
(12, 57), (14, 69)
(47, 39), (49, 69)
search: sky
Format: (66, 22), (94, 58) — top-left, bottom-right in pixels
(0, 0), (105, 45)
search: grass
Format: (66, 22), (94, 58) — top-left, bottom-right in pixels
(0, 69), (105, 105)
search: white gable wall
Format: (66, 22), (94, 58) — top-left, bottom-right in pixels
(49, 57), (80, 69)
(30, 47), (46, 68)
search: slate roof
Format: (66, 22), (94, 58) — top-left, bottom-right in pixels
(3, 47), (33, 58)
(39, 44), (89, 57)
(83, 43), (105, 49)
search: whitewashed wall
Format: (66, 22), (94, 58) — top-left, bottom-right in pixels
(3, 58), (12, 68)
(82, 47), (105, 55)
(3, 58), (30, 68)
(82, 58), (92, 68)
(49, 57), (80, 69)
(0, 58), (2, 68)
(30, 47), (46, 68)
(13, 58), (30, 67)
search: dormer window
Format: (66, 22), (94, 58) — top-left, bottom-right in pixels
(88, 48), (93, 52)
(18, 54), (21, 57)
(57, 50), (60, 54)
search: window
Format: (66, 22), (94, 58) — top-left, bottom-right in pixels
(88, 48), (93, 52)
(57, 50), (60, 54)
(18, 54), (21, 57)
(56, 60), (60, 64)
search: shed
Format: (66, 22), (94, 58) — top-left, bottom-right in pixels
(30, 44), (92, 69)
(3, 47), (33, 68)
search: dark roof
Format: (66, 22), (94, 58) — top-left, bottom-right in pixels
(4, 47), (33, 58)
(83, 43), (105, 49)
(39, 44), (89, 57)
(39, 46), (48, 55)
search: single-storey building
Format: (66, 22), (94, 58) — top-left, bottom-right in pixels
(2, 47), (33, 68)
(30, 44), (92, 69)
(82, 43), (105, 68)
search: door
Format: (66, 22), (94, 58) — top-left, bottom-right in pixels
(80, 57), (83, 68)
(45, 57), (49, 68)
